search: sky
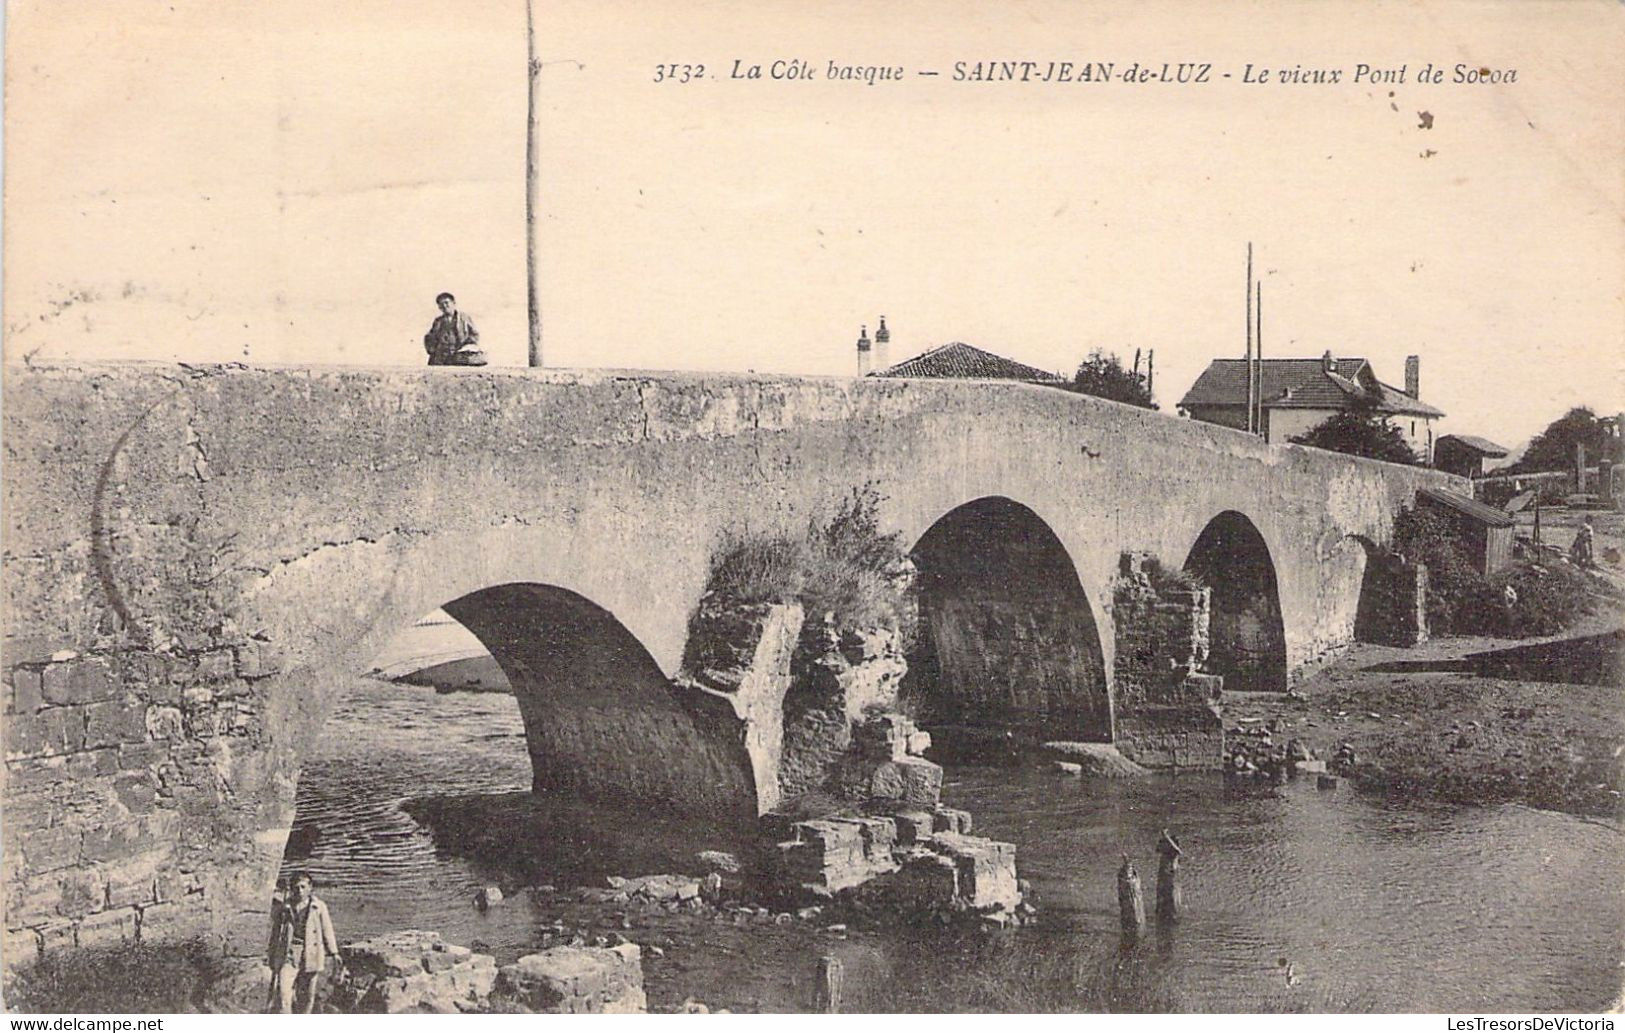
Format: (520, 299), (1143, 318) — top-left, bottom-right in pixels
(5, 0), (1622, 449)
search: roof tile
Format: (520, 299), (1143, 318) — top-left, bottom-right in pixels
(871, 342), (1064, 383)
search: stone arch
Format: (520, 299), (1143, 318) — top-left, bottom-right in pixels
(903, 496), (1111, 741)
(422, 582), (758, 821)
(1183, 510), (1288, 693)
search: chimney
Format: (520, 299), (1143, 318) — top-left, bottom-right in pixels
(1322, 350), (1336, 374)
(1405, 355), (1420, 398)
(874, 316), (890, 372)
(856, 325), (871, 377)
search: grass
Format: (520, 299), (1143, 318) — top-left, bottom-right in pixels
(3, 939), (238, 1013)
(704, 488), (915, 642)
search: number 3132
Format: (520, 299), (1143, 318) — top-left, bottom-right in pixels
(654, 64), (705, 83)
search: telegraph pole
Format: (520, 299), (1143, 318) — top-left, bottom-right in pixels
(525, 0), (543, 367)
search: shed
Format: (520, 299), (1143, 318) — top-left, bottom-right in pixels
(1416, 486), (1515, 575)
(1434, 434), (1510, 479)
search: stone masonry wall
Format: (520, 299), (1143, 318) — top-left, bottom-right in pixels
(1109, 553), (1225, 769)
(5, 639), (297, 968)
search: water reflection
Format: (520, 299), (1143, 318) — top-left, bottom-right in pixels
(283, 678), (1623, 1012)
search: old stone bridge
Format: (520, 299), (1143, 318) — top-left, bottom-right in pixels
(2, 362), (1454, 963)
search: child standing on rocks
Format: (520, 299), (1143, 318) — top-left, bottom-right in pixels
(267, 871), (341, 1013)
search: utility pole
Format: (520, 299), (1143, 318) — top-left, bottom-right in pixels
(525, 0), (543, 368)
(1245, 243), (1255, 433)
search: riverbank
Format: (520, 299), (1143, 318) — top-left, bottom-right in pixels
(1224, 609), (1625, 819)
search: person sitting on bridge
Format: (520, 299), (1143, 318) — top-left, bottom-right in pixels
(267, 871), (341, 1013)
(423, 292), (485, 366)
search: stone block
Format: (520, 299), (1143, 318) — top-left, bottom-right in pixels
(67, 749), (119, 779)
(888, 809), (934, 845)
(607, 874), (702, 903)
(153, 868), (205, 904)
(113, 770), (159, 814)
(423, 942), (473, 972)
(8, 756), (70, 789)
(869, 757), (943, 807)
(931, 833), (1020, 911)
(119, 741), (171, 770)
(145, 705), (185, 741)
(1293, 759), (1328, 775)
(57, 869), (107, 918)
(119, 653), (175, 696)
(77, 907), (140, 948)
(136, 898), (210, 944)
(106, 853), (167, 909)
(933, 806), (972, 835)
(846, 815), (898, 863)
(853, 712), (915, 762)
(906, 730), (933, 756)
(234, 642), (268, 679)
(41, 658), (115, 707)
(195, 650), (236, 682)
(8, 709), (88, 759)
(11, 666), (44, 714)
(36, 920), (77, 956)
(82, 819), (160, 864)
(1114, 705), (1226, 770)
(8, 872), (64, 928)
(494, 944), (646, 1014)
(887, 851), (961, 910)
(6, 712), (50, 759)
(4, 925), (41, 968)
(19, 825), (83, 874)
(696, 849), (741, 873)
(84, 700), (149, 748)
(795, 819), (865, 865)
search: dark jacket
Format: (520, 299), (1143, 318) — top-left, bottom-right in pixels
(424, 312), (479, 366)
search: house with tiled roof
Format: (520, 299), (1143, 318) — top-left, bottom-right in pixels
(868, 341), (1064, 384)
(1179, 352), (1445, 461)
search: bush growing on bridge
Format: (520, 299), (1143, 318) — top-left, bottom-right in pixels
(705, 488), (915, 640)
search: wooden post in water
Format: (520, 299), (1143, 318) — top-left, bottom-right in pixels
(1117, 855), (1145, 941)
(814, 955), (843, 1013)
(1155, 828), (1183, 922)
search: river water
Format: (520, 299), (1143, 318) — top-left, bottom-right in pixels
(283, 678), (1624, 1013)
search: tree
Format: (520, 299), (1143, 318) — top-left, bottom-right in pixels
(1064, 349), (1157, 409)
(1290, 409), (1419, 465)
(1508, 407), (1605, 473)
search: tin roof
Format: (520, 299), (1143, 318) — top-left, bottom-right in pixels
(1417, 486), (1515, 528)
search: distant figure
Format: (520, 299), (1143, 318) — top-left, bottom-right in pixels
(423, 292), (486, 366)
(1572, 516), (1596, 569)
(268, 871), (341, 1014)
